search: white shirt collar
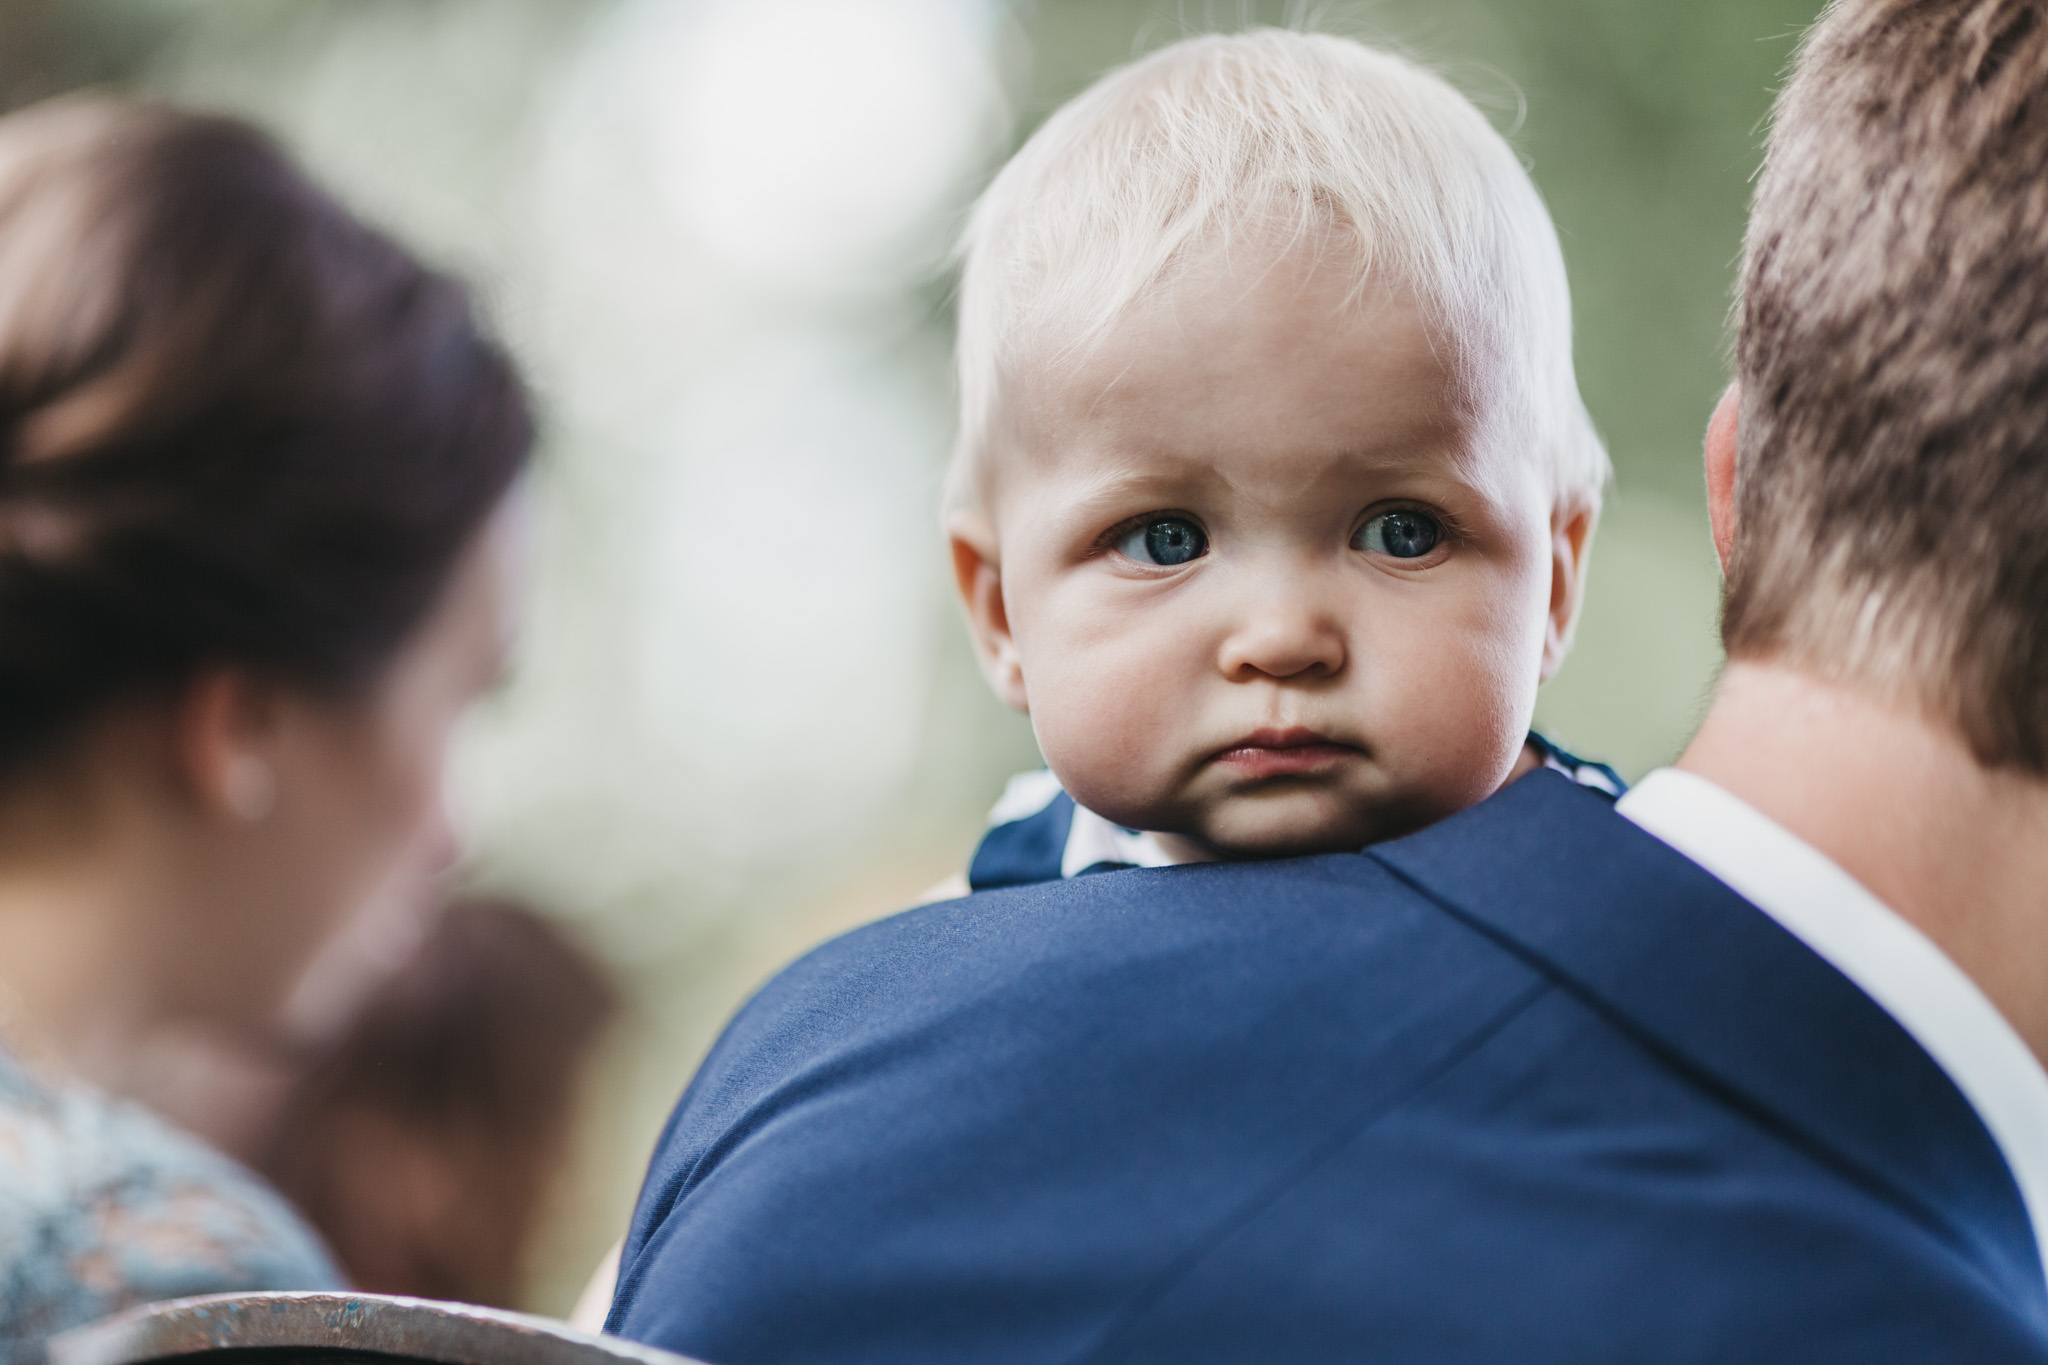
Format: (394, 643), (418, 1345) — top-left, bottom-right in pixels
(1618, 767), (2048, 1283)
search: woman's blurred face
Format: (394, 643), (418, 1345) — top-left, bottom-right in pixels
(197, 500), (523, 1040)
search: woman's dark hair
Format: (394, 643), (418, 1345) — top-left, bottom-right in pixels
(0, 96), (531, 773)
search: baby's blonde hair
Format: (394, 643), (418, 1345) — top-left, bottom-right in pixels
(948, 28), (1606, 513)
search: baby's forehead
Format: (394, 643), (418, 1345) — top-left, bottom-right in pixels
(987, 248), (1528, 499)
(1025, 236), (1475, 406)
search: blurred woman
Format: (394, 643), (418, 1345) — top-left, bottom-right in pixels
(0, 96), (530, 1352)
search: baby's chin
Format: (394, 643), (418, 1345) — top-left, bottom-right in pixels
(1165, 788), (1448, 860)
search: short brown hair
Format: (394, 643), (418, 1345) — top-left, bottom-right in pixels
(1731, 0), (2048, 768)
(0, 96), (530, 773)
(257, 899), (615, 1305)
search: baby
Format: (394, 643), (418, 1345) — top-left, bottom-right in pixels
(942, 30), (1619, 894)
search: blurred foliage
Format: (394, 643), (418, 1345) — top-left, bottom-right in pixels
(0, 0), (168, 107)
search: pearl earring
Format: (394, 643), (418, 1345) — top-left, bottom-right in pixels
(224, 758), (276, 822)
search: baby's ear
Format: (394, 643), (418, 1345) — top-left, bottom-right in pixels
(948, 511), (1029, 712)
(1540, 492), (1598, 682)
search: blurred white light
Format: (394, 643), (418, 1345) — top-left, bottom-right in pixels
(461, 0), (1009, 906)
(596, 0), (1002, 283)
(641, 338), (941, 854)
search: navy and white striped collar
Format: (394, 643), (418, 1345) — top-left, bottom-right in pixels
(968, 732), (1624, 893)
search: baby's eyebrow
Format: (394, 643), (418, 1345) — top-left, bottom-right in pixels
(1050, 461), (1217, 514)
(1058, 438), (1484, 500)
(1041, 447), (1198, 494)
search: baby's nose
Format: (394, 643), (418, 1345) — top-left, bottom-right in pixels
(1216, 605), (1346, 681)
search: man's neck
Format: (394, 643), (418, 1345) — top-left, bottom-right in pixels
(1680, 660), (2048, 1067)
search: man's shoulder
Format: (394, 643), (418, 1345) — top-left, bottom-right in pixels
(614, 778), (1637, 1324)
(700, 785), (1608, 1114)
(612, 773), (2048, 1362)
(650, 834), (1545, 1196)
(642, 776), (1650, 1169)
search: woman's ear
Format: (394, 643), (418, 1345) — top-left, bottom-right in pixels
(175, 668), (283, 823)
(948, 511), (1029, 713)
(1539, 493), (1598, 682)
(1705, 382), (1740, 574)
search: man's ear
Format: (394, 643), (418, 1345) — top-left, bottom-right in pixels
(947, 511), (1028, 712)
(1539, 492), (1598, 682)
(175, 667), (284, 823)
(1705, 381), (1740, 573)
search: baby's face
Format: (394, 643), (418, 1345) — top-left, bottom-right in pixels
(958, 241), (1584, 857)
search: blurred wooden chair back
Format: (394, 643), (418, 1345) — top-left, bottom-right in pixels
(49, 1292), (706, 1365)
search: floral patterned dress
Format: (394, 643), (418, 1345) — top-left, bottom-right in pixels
(0, 1047), (340, 1363)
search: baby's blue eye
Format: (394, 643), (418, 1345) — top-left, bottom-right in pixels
(1355, 509), (1442, 559)
(1116, 517), (1208, 566)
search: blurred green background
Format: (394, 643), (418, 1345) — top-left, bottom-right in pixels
(0, 0), (1823, 1312)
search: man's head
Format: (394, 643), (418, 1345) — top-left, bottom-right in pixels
(948, 30), (1606, 856)
(1728, 0), (2048, 770)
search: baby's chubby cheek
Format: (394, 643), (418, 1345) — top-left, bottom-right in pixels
(1367, 512), (1552, 781)
(1367, 625), (1537, 813)
(1007, 591), (1207, 832)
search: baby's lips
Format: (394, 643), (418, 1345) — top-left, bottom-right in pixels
(1235, 725), (1330, 750)
(1211, 734), (1360, 779)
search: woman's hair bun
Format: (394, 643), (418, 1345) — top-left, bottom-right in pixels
(0, 96), (532, 775)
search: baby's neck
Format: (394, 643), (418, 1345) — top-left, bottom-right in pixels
(1147, 830), (1220, 865)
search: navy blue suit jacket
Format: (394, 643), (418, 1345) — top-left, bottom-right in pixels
(609, 772), (2048, 1362)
